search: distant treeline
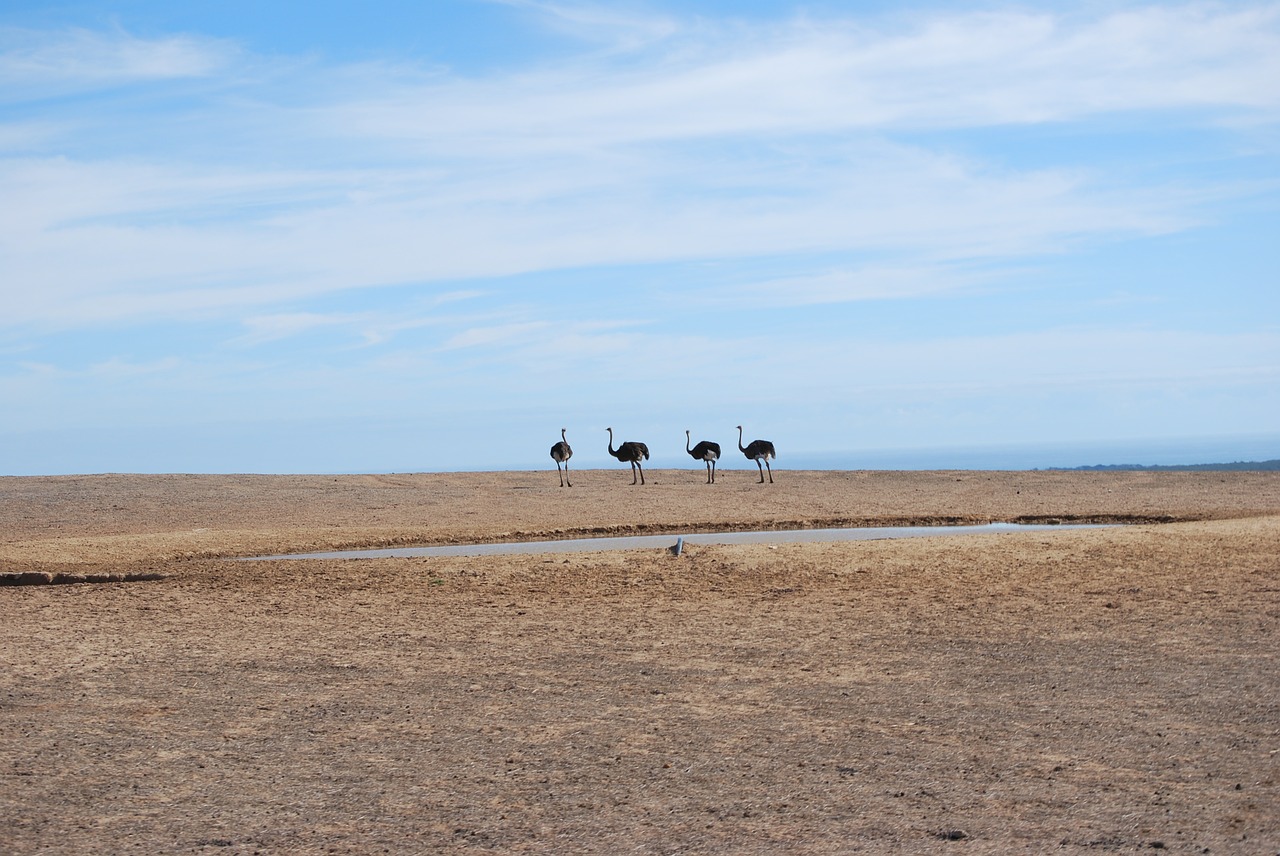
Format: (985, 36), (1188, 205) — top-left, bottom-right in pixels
(1053, 460), (1280, 472)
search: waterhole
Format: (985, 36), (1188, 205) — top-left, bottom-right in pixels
(245, 522), (1107, 560)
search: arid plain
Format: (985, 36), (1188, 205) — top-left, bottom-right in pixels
(2, 469), (1278, 854)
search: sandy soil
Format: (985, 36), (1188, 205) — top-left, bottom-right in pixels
(2, 470), (1278, 854)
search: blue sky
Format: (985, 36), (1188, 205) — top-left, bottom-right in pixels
(2, 0), (1277, 474)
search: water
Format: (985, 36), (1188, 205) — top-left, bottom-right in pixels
(245, 522), (1108, 561)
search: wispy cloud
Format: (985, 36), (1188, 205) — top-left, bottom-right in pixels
(330, 5), (1280, 155)
(0, 25), (236, 101)
(708, 263), (1000, 308)
(438, 321), (549, 351)
(234, 312), (374, 347)
(231, 290), (489, 348)
(3, 5), (1276, 335)
(486, 0), (679, 50)
(0, 139), (1194, 330)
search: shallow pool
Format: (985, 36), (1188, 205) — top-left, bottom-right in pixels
(244, 522), (1107, 560)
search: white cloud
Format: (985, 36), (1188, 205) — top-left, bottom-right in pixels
(230, 290), (488, 347)
(0, 120), (64, 152)
(1, 4), (1277, 336)
(0, 26), (236, 101)
(327, 4), (1280, 155)
(487, 0), (680, 50)
(761, 327), (1280, 398)
(234, 312), (369, 346)
(0, 138), (1196, 330)
(438, 321), (551, 351)
(88, 356), (182, 378)
(708, 263), (998, 308)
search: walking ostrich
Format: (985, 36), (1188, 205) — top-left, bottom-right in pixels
(685, 430), (721, 484)
(606, 427), (650, 485)
(549, 428), (572, 487)
(736, 425), (776, 484)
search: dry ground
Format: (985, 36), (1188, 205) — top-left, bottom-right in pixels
(2, 470), (1279, 854)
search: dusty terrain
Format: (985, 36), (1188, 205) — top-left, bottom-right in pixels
(2, 469), (1278, 854)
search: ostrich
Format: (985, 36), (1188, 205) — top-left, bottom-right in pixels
(549, 428), (572, 487)
(737, 425), (776, 484)
(606, 427), (650, 485)
(685, 430), (721, 484)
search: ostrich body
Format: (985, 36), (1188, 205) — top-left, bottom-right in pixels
(550, 428), (573, 487)
(737, 425), (775, 483)
(685, 430), (721, 484)
(606, 427), (650, 485)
